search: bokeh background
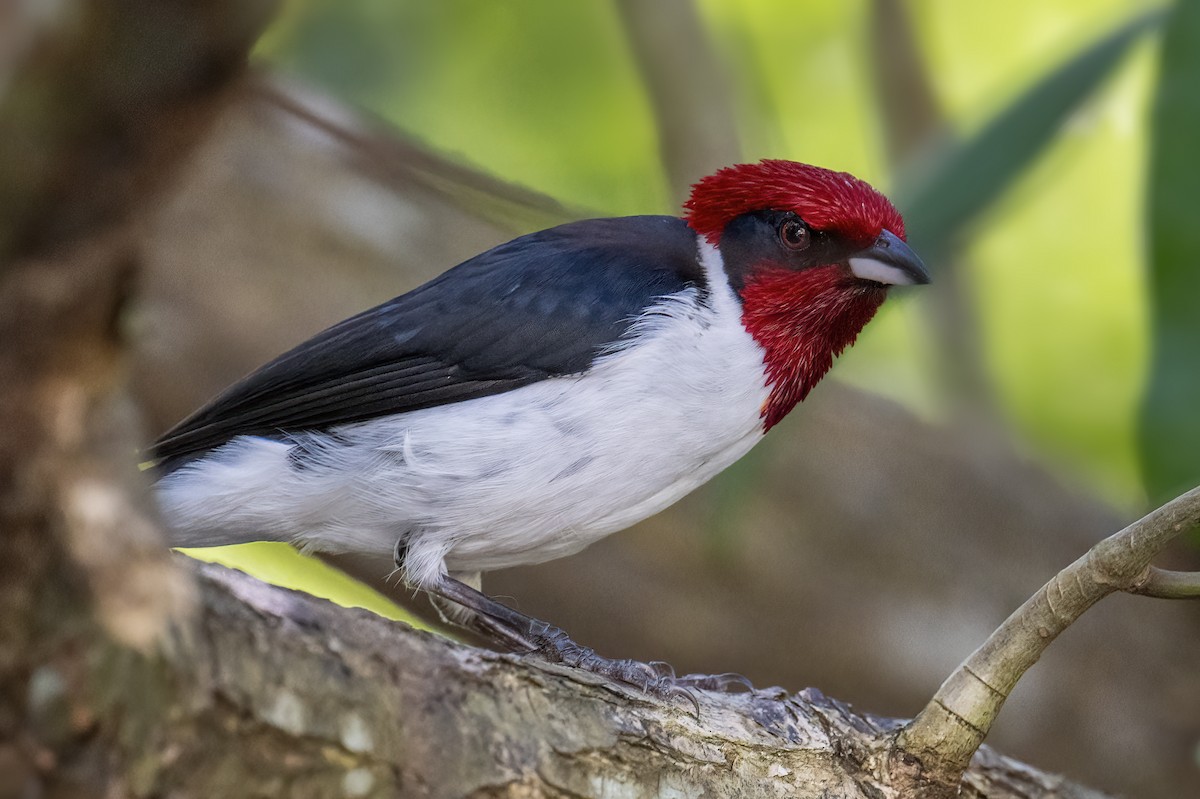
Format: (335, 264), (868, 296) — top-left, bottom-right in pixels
(72, 0), (1197, 795)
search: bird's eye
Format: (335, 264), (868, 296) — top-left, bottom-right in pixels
(778, 217), (811, 251)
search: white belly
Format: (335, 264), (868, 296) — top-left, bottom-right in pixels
(156, 249), (771, 587)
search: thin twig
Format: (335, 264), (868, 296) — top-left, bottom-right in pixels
(867, 0), (1000, 420)
(890, 485), (1200, 796)
(1130, 566), (1200, 599)
(248, 76), (586, 229)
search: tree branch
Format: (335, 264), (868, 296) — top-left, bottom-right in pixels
(1131, 566), (1200, 599)
(249, 79), (586, 232)
(892, 485), (1200, 796)
(153, 560), (1108, 797)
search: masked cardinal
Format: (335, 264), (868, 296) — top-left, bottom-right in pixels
(152, 159), (929, 691)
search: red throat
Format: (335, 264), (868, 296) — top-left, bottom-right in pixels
(741, 265), (885, 430)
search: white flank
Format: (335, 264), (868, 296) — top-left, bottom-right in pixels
(156, 237), (771, 588)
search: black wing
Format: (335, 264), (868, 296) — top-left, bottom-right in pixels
(152, 215), (705, 463)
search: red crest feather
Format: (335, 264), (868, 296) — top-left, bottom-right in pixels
(683, 160), (904, 245)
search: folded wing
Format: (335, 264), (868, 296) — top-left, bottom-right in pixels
(152, 215), (705, 464)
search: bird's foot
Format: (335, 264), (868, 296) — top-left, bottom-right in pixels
(527, 634), (761, 697)
(424, 574), (700, 709)
(519, 620), (700, 710)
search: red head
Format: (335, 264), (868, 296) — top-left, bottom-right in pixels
(684, 160), (928, 430)
(685, 160), (905, 247)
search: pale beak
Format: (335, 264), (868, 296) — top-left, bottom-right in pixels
(848, 230), (930, 286)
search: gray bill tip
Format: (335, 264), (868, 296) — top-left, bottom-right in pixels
(848, 229), (930, 286)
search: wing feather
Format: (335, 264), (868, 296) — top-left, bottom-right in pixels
(152, 216), (704, 464)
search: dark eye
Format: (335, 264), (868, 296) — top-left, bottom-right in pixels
(778, 217), (811, 251)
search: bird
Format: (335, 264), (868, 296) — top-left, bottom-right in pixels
(151, 159), (928, 690)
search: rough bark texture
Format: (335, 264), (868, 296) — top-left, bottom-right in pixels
(71, 560), (1109, 799)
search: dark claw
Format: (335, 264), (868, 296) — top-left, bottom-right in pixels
(660, 680), (701, 717)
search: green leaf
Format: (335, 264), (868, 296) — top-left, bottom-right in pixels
(179, 543), (435, 631)
(1141, 1), (1200, 504)
(896, 10), (1162, 256)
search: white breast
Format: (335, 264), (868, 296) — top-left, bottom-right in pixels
(156, 240), (770, 587)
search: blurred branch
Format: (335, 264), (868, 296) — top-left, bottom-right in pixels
(867, 0), (998, 418)
(251, 78), (586, 232)
(0, 0), (277, 262)
(0, 0), (274, 793)
(613, 0), (741, 205)
(891, 484), (1200, 797)
(868, 0), (945, 164)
